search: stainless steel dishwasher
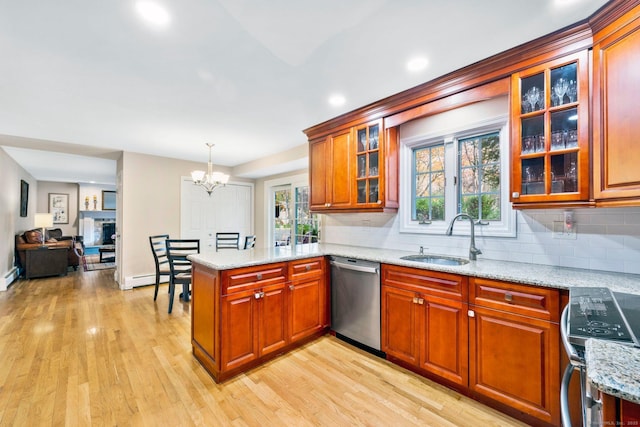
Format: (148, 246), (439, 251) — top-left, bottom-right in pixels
(330, 256), (383, 354)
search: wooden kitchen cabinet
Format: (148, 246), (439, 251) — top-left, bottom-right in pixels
(309, 128), (353, 211)
(592, 3), (640, 205)
(510, 51), (591, 208)
(381, 264), (468, 388)
(287, 257), (329, 343)
(308, 119), (398, 213)
(468, 278), (561, 426)
(220, 271), (288, 372)
(191, 259), (329, 383)
(602, 394), (640, 425)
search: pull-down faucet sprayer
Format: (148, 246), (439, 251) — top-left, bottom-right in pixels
(446, 213), (482, 261)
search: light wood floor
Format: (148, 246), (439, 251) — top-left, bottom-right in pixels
(0, 269), (527, 426)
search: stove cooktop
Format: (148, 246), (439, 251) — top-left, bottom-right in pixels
(568, 287), (640, 347)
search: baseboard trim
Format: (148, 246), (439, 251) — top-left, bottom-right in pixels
(2, 267), (20, 291)
(123, 273), (160, 290)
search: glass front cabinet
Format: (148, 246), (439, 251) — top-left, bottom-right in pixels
(510, 51), (590, 206)
(355, 120), (382, 207)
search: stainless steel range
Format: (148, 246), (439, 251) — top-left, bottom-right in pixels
(561, 287), (640, 426)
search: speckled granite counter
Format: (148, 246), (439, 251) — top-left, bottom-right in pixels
(189, 242), (640, 294)
(586, 339), (640, 404)
(189, 242), (640, 402)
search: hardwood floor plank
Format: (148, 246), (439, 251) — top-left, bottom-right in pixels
(0, 269), (527, 426)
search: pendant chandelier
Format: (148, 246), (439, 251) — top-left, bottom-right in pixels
(190, 143), (229, 196)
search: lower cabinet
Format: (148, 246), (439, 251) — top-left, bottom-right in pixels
(192, 257), (328, 383)
(381, 264), (468, 387)
(220, 282), (288, 372)
(381, 266), (562, 427)
(468, 278), (561, 426)
(602, 394), (640, 425)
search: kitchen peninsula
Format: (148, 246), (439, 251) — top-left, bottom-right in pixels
(189, 243), (640, 426)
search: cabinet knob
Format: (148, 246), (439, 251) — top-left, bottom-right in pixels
(256, 273), (263, 280)
(326, 203), (331, 207)
(418, 298), (424, 305)
(305, 265), (311, 271)
(254, 292), (262, 299)
(412, 297), (419, 304)
(468, 310), (475, 318)
(377, 200), (382, 204)
(505, 293), (513, 302)
(289, 285), (294, 291)
(512, 192), (520, 199)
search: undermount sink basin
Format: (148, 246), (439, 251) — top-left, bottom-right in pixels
(400, 254), (469, 266)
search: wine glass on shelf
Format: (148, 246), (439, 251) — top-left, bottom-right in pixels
(553, 78), (568, 106)
(525, 87), (540, 112)
(567, 80), (577, 103)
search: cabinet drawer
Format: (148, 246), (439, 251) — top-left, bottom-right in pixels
(222, 263), (287, 295)
(470, 278), (559, 322)
(381, 264), (467, 300)
(289, 257), (325, 281)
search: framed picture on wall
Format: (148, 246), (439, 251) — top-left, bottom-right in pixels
(20, 180), (29, 217)
(49, 193), (69, 224)
(102, 190), (116, 210)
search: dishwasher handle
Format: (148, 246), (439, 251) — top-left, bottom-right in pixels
(330, 260), (379, 274)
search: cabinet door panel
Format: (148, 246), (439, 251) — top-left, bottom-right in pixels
(221, 292), (258, 371)
(310, 138), (328, 209)
(381, 285), (419, 365)
(289, 278), (324, 342)
(469, 306), (559, 425)
(258, 285), (288, 356)
(593, 12), (640, 201)
(329, 130), (353, 208)
(421, 297), (468, 386)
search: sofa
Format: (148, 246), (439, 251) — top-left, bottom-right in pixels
(15, 228), (84, 274)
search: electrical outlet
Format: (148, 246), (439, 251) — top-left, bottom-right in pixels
(553, 220), (577, 239)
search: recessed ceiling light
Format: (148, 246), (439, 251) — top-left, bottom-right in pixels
(328, 94), (346, 107)
(407, 57), (428, 72)
(135, 1), (171, 28)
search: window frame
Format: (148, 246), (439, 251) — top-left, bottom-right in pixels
(399, 114), (517, 237)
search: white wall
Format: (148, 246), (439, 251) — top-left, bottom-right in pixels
(0, 148), (38, 289)
(36, 181), (79, 236)
(321, 207), (640, 276)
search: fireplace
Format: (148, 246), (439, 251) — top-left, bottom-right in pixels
(102, 223), (116, 245)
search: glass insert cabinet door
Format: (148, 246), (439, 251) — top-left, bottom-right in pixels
(510, 51), (589, 204)
(356, 121), (382, 205)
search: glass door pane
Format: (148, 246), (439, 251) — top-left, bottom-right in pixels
(293, 186), (319, 244)
(273, 186), (292, 247)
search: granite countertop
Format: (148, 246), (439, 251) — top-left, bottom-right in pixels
(189, 242), (640, 402)
(189, 242), (640, 294)
(586, 339), (640, 404)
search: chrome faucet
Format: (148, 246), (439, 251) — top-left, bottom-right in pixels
(446, 213), (482, 261)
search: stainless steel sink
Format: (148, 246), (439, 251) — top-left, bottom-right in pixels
(400, 254), (469, 266)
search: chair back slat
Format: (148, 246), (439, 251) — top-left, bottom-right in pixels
(216, 232), (240, 251)
(165, 239), (200, 283)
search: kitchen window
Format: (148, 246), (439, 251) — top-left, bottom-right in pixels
(400, 106), (515, 237)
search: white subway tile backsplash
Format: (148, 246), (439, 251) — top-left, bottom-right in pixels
(321, 207), (640, 275)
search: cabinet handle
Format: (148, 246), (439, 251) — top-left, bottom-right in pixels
(505, 293), (513, 302)
(377, 200), (382, 205)
(468, 309), (475, 318)
(256, 273), (263, 280)
(254, 292), (262, 299)
(305, 265), (311, 271)
(326, 203), (331, 207)
(512, 192), (520, 199)
(412, 297), (419, 304)
(289, 285), (294, 291)
(418, 298), (424, 305)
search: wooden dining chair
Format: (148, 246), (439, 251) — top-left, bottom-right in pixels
(216, 232), (240, 251)
(243, 235), (256, 249)
(149, 234), (170, 301)
(165, 239), (200, 313)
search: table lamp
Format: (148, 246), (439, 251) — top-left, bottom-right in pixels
(34, 213), (53, 246)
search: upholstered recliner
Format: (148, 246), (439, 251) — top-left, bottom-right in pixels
(15, 229), (83, 273)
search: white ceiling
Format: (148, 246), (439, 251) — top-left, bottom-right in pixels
(0, 0), (610, 182)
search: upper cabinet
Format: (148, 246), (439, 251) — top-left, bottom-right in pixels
(308, 119), (398, 213)
(510, 51), (591, 208)
(592, 3), (640, 205)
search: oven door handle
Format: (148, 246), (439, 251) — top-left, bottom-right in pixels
(561, 304), (584, 365)
(560, 363), (576, 427)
